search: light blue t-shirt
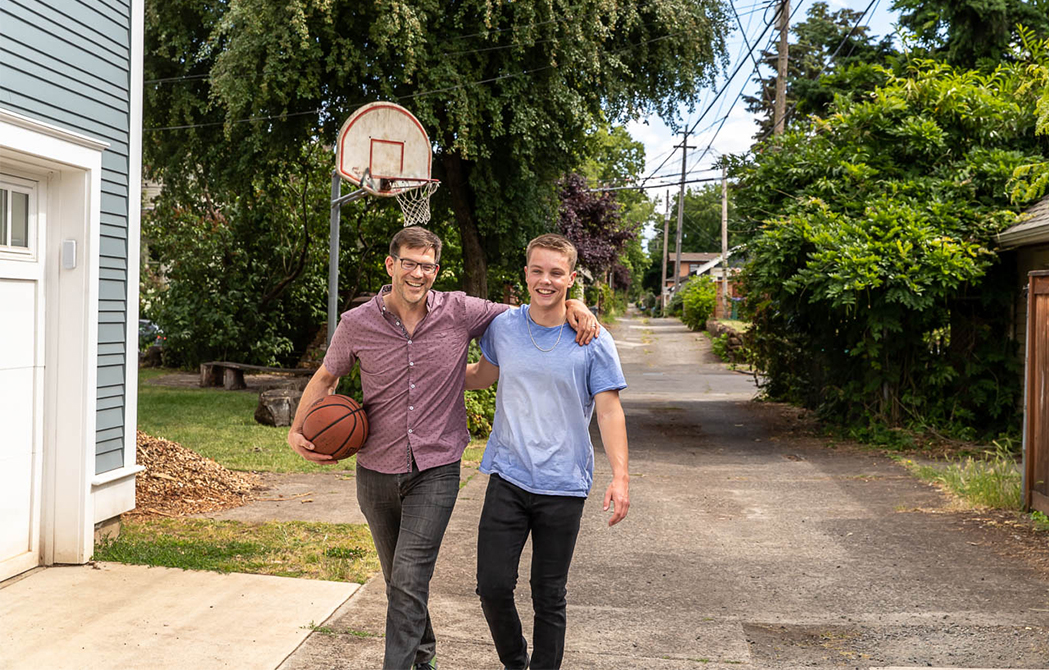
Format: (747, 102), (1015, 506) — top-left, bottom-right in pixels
(478, 305), (627, 497)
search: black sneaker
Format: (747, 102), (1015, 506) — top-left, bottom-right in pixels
(414, 658), (437, 670)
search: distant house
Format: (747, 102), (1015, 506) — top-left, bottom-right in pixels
(664, 252), (720, 289)
(665, 248), (745, 318)
(0, 0), (143, 580)
(998, 195), (1049, 352)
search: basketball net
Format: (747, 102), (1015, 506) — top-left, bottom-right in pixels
(395, 181), (440, 227)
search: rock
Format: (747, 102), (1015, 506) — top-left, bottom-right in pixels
(139, 345), (164, 368)
(254, 388), (303, 427)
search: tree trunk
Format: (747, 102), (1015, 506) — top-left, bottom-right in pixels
(442, 152), (487, 298)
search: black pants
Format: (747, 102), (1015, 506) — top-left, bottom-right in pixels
(476, 474), (586, 670)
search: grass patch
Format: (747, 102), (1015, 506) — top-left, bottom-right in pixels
(901, 442), (1022, 510)
(138, 369), (352, 473)
(717, 319), (750, 332)
(94, 518), (379, 582)
(462, 438), (487, 466)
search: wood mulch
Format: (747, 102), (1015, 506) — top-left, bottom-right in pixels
(128, 431), (261, 519)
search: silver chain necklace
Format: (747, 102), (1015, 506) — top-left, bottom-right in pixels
(525, 307), (567, 352)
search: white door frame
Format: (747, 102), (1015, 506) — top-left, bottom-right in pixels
(0, 108), (107, 566)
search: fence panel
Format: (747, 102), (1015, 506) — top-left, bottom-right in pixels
(1025, 271), (1049, 515)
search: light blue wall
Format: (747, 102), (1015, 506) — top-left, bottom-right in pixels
(0, 0), (133, 475)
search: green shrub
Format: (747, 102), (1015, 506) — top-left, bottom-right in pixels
(710, 333), (730, 362)
(465, 341), (496, 438)
(679, 275), (717, 331)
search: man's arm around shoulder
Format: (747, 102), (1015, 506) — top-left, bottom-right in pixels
(595, 390), (629, 526)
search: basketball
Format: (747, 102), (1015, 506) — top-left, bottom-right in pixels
(301, 394), (369, 461)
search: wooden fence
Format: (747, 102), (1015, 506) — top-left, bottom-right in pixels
(1025, 270), (1049, 515)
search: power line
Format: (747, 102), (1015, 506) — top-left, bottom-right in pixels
(146, 30), (688, 132)
(754, 0), (881, 142)
(638, 5), (781, 187)
(591, 175), (720, 192)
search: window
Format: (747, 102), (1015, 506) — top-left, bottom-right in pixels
(0, 177), (36, 254)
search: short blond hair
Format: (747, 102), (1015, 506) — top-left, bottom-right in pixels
(526, 233), (577, 270)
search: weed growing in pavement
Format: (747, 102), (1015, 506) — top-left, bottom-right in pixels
(346, 628), (384, 638)
(902, 441), (1022, 510)
(304, 622), (337, 636)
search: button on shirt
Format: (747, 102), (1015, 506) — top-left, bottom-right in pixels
(323, 286), (509, 473)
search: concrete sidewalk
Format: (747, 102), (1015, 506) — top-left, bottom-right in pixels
(0, 562), (357, 670)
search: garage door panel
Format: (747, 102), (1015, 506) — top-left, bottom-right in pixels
(0, 279), (36, 370)
(0, 366), (35, 561)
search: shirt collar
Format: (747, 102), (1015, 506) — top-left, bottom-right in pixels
(376, 284), (440, 315)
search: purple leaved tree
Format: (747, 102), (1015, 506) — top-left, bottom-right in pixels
(556, 173), (636, 281)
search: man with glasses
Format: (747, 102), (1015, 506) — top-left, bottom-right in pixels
(288, 226), (599, 670)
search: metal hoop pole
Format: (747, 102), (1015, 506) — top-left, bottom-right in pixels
(328, 171), (369, 345)
(328, 170), (341, 347)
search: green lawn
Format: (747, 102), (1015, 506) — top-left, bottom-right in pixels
(137, 369), (353, 473)
(95, 518), (378, 583)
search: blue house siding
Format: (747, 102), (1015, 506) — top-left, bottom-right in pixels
(0, 0), (133, 476)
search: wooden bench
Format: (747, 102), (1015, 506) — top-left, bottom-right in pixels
(199, 361), (316, 390)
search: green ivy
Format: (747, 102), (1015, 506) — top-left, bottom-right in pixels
(731, 34), (1049, 439)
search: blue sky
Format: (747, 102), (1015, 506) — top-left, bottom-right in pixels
(624, 0), (901, 212)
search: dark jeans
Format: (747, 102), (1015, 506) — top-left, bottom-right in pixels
(476, 474), (586, 670)
(356, 460), (461, 670)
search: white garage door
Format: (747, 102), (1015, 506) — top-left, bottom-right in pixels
(0, 175), (45, 581)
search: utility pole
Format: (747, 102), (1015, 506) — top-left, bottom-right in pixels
(673, 130), (693, 292)
(774, 0), (790, 136)
(660, 190), (670, 314)
(720, 166), (729, 319)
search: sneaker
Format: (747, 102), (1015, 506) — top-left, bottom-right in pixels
(414, 658), (437, 670)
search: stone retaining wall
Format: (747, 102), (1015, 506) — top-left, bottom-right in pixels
(705, 319), (747, 363)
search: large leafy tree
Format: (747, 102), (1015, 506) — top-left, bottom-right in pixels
(893, 0), (1049, 69)
(743, 2), (896, 137)
(731, 34), (1049, 437)
(146, 0), (730, 299)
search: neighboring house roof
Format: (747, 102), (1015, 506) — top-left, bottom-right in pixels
(692, 245), (746, 276)
(999, 195), (1049, 249)
(670, 252), (721, 263)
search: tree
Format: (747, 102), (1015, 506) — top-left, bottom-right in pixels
(556, 173), (637, 279)
(893, 0), (1049, 69)
(146, 0), (730, 299)
(743, 2), (897, 137)
(731, 36), (1049, 437)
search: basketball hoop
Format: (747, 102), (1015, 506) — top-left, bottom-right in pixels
(359, 169), (440, 227)
(329, 102), (440, 342)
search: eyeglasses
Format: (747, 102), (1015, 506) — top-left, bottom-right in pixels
(392, 255), (439, 275)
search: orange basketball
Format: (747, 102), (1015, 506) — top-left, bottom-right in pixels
(301, 394), (369, 461)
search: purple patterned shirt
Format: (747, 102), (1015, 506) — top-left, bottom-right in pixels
(323, 286), (509, 473)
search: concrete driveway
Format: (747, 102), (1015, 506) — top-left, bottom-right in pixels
(279, 313), (1049, 668)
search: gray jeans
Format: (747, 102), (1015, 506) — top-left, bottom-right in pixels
(356, 460), (460, 669)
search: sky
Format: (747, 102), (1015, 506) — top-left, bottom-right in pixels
(624, 0), (902, 218)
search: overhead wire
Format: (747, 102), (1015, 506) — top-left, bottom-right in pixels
(146, 28), (690, 132)
(636, 2), (782, 188)
(754, 0), (881, 142)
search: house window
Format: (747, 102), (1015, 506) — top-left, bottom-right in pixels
(0, 177), (36, 254)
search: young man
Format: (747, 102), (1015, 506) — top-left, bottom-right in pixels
(287, 227), (599, 670)
(466, 233), (629, 670)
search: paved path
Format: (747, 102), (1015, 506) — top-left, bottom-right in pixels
(281, 313), (1049, 669)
